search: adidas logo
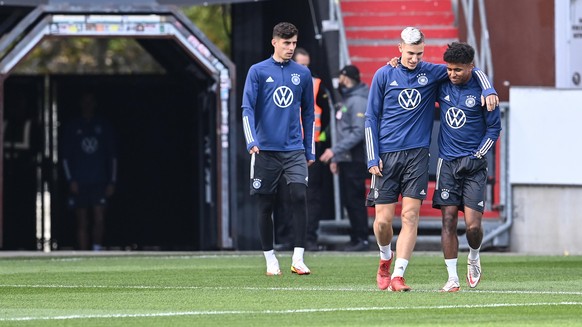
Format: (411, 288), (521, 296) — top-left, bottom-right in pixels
(444, 95), (450, 101)
(478, 201), (484, 207)
(266, 76), (274, 83)
(420, 189), (426, 196)
(390, 80), (399, 86)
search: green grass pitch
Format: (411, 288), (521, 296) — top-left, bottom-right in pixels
(1, 251), (581, 326)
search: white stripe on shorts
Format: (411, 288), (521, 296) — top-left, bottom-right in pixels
(250, 153), (256, 179)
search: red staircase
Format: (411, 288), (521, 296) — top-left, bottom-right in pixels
(340, 0), (459, 85)
(341, 0), (459, 219)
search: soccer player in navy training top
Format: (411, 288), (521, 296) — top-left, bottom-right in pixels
(365, 27), (499, 291)
(242, 22), (315, 276)
(433, 42), (501, 292)
(62, 92), (117, 251)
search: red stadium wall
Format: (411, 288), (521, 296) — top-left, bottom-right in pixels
(458, 0), (555, 102)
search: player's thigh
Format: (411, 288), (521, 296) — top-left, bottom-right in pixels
(281, 150), (308, 186)
(463, 206), (483, 230)
(372, 152), (403, 204)
(461, 158), (488, 213)
(401, 148), (429, 200)
(374, 203), (396, 225)
(400, 197), (421, 223)
(433, 158), (463, 209)
(250, 151), (282, 194)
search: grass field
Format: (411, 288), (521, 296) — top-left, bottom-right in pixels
(0, 251), (581, 326)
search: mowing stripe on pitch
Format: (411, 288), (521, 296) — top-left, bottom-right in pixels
(1, 302), (581, 322)
(2, 284), (582, 296)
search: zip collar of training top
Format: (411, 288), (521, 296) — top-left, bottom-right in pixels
(270, 56), (291, 66)
(398, 61), (423, 72)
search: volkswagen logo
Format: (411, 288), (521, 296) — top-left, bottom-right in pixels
(273, 86), (294, 108)
(445, 107), (466, 129)
(398, 88), (422, 110)
(81, 137), (99, 154)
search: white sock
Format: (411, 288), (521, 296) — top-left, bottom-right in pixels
(391, 258), (408, 278)
(468, 246), (480, 261)
(292, 247), (305, 263)
(263, 250), (278, 266)
(445, 258), (458, 280)
(378, 244), (392, 261)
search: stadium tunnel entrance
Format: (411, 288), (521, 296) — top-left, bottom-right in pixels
(0, 5), (236, 251)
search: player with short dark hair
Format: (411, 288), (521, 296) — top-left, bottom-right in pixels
(242, 22), (315, 276)
(434, 42), (501, 292)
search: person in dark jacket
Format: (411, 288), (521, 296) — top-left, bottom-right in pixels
(320, 65), (370, 251)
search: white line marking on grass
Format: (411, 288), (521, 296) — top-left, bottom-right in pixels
(1, 302), (581, 322)
(0, 284), (374, 292)
(2, 284), (582, 295)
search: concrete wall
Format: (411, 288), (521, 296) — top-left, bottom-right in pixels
(511, 186), (582, 255)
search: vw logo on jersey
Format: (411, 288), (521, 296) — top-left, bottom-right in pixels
(465, 95), (477, 108)
(273, 86), (294, 108)
(445, 107), (467, 129)
(81, 137), (99, 154)
(291, 73), (301, 85)
(398, 88), (422, 110)
(417, 73), (428, 85)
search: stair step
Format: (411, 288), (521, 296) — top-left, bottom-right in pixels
(317, 218), (458, 251)
(346, 27), (458, 40)
(317, 234), (443, 251)
(341, 0), (453, 14)
(343, 13), (454, 27)
(319, 217), (463, 233)
(349, 44), (448, 58)
(317, 218), (503, 250)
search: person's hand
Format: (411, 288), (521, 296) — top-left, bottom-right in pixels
(307, 159), (315, 167)
(482, 94), (499, 111)
(368, 160), (383, 177)
(105, 184), (115, 197)
(249, 146), (259, 154)
(70, 181), (79, 194)
(329, 162), (338, 174)
(319, 148), (334, 163)
(387, 57), (399, 68)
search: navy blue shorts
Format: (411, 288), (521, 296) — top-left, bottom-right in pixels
(249, 150), (308, 195)
(432, 156), (488, 213)
(366, 148), (429, 206)
(68, 183), (108, 209)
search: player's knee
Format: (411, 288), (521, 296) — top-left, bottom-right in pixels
(288, 183), (306, 204)
(400, 210), (419, 226)
(374, 219), (391, 232)
(442, 217), (457, 234)
(466, 224), (482, 237)
(256, 194), (274, 216)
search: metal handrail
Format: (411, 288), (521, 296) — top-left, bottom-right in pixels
(330, 0), (350, 69)
(460, 0), (494, 81)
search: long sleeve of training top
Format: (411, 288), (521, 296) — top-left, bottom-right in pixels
(241, 57), (315, 160)
(437, 77), (501, 161)
(364, 61), (496, 169)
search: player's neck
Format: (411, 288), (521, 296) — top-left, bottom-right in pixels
(272, 54), (288, 64)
